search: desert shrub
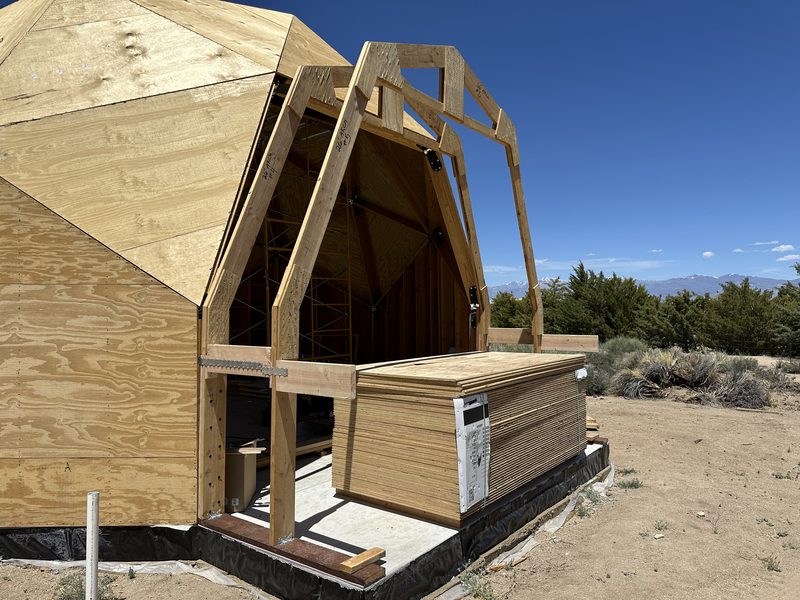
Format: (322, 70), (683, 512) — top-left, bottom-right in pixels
(613, 369), (662, 399)
(777, 358), (800, 374)
(716, 371), (770, 409)
(672, 352), (723, 388)
(53, 573), (117, 600)
(719, 356), (760, 373)
(584, 337), (647, 395)
(639, 347), (679, 386)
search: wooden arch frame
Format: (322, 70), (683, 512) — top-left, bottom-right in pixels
(198, 42), (544, 543)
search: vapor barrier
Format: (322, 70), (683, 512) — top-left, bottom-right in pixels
(0, 445), (609, 600)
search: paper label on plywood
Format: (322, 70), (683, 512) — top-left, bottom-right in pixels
(575, 368), (588, 380)
(454, 393), (490, 513)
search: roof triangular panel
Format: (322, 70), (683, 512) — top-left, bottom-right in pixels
(31, 0), (149, 31)
(0, 9), (270, 126)
(277, 16), (349, 78)
(131, 0), (292, 71)
(0, 177), (157, 285)
(0, 74), (274, 304)
(0, 0), (53, 65)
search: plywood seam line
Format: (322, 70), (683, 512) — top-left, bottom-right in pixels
(128, 0), (293, 73)
(0, 174), (170, 289)
(197, 65), (338, 520)
(0, 0), (55, 68)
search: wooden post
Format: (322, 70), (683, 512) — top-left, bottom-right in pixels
(269, 43), (402, 545)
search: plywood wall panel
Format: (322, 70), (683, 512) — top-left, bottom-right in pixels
(0, 75), (273, 303)
(0, 457), (197, 526)
(132, 0), (292, 71)
(0, 179), (154, 285)
(31, 0), (149, 31)
(0, 283), (197, 458)
(0, 0), (53, 66)
(0, 12), (270, 126)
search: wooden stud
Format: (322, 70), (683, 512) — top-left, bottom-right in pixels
(488, 330), (599, 352)
(352, 202), (383, 303)
(380, 87), (405, 134)
(415, 248), (429, 357)
(464, 63), (501, 124)
(442, 47), (465, 121)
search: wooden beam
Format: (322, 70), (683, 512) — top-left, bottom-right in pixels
(380, 87), (404, 134)
(487, 329), (599, 352)
(395, 43), (445, 69)
(353, 195), (426, 234)
(442, 47), (465, 121)
(275, 360), (356, 399)
(207, 344), (271, 363)
(197, 66), (338, 520)
(269, 42), (398, 545)
(504, 143), (543, 352)
(426, 161), (478, 296)
(464, 63), (501, 124)
(352, 204), (383, 303)
(440, 125), (490, 350)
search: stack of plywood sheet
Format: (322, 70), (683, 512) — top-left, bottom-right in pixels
(332, 352), (587, 527)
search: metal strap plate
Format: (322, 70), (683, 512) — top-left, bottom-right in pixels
(198, 356), (288, 377)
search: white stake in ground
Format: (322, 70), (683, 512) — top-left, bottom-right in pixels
(86, 492), (99, 600)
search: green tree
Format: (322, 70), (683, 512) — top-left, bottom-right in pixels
(772, 263), (800, 357)
(541, 277), (568, 333)
(700, 278), (776, 354)
(490, 291), (529, 328)
(637, 290), (709, 350)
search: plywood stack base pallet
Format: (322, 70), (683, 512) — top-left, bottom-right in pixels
(333, 352), (587, 527)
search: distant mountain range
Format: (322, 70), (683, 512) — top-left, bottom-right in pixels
(488, 274), (800, 300)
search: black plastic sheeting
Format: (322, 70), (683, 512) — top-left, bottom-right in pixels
(0, 445), (609, 600)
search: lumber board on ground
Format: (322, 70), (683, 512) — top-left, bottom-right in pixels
(0, 12), (269, 126)
(334, 352), (586, 526)
(131, 0), (291, 72)
(32, 0), (149, 31)
(0, 75), (273, 304)
(0, 283), (198, 458)
(0, 0), (52, 66)
(0, 457), (197, 527)
(340, 547), (385, 574)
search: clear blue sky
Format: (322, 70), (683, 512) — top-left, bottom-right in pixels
(4, 0), (798, 285)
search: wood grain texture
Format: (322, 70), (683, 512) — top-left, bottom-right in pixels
(277, 15), (349, 79)
(0, 457), (197, 526)
(0, 0), (53, 66)
(0, 283), (198, 458)
(198, 372), (226, 518)
(0, 12), (270, 126)
(442, 46), (464, 121)
(31, 0), (149, 31)
(0, 75), (273, 304)
(0, 178), (154, 285)
(275, 360), (356, 399)
(132, 0), (292, 71)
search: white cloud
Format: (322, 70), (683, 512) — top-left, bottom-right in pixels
(535, 258), (669, 272)
(484, 265), (524, 274)
(771, 244), (796, 252)
(535, 258), (548, 265)
(586, 252), (596, 256)
(751, 240), (779, 245)
(733, 248), (745, 253)
(702, 251), (715, 258)
(777, 254), (800, 262)
(648, 249), (662, 253)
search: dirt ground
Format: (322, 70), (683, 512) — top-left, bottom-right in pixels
(0, 561), (275, 600)
(476, 384), (800, 599)
(2, 362), (798, 600)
